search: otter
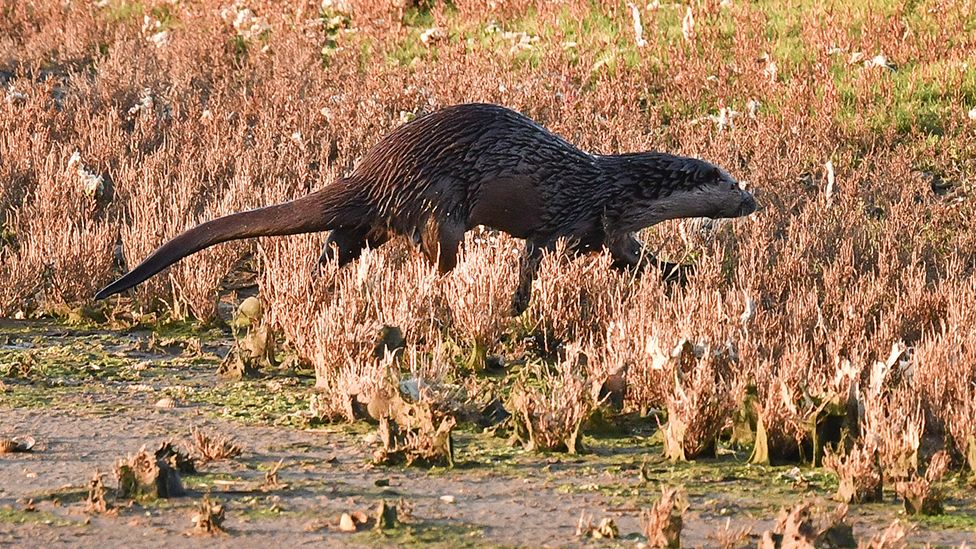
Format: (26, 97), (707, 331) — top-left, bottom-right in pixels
(94, 103), (757, 313)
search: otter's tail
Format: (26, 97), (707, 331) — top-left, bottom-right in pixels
(94, 182), (361, 300)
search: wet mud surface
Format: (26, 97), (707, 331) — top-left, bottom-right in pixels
(1, 321), (974, 547)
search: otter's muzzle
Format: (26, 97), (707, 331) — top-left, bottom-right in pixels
(738, 190), (758, 217)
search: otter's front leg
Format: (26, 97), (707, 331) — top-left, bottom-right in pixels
(607, 233), (686, 282)
(511, 240), (551, 315)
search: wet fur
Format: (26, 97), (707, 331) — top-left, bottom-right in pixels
(95, 103), (757, 312)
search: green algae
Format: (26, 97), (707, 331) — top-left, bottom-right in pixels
(356, 521), (492, 549)
(0, 506), (75, 527)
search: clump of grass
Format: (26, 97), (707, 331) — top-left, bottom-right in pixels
(309, 352), (394, 422)
(709, 518), (752, 549)
(189, 428), (243, 463)
(441, 231), (517, 369)
(155, 440), (196, 474)
(114, 446), (184, 500)
(759, 502), (854, 548)
(372, 397), (456, 468)
(2, 0), (976, 507)
(661, 340), (738, 461)
(526, 246), (625, 345)
(0, 155), (115, 316)
(640, 487), (686, 549)
(894, 450), (950, 516)
(575, 512), (618, 540)
(258, 237), (442, 389)
(859, 346), (924, 481)
(189, 495), (226, 536)
(509, 343), (593, 454)
(260, 459), (286, 491)
(823, 443), (883, 504)
(84, 471), (109, 514)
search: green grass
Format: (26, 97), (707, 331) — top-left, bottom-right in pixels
(355, 521), (490, 548)
(0, 506), (74, 527)
(834, 59), (976, 137)
(385, 4), (443, 67)
(762, 10), (815, 79)
(194, 378), (315, 428)
(98, 0), (177, 29)
(102, 0), (146, 24)
(376, 0), (973, 140)
(916, 507), (976, 531)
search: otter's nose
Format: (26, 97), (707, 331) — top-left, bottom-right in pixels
(738, 190), (758, 216)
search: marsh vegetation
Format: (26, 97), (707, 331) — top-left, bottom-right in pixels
(1, 0), (975, 546)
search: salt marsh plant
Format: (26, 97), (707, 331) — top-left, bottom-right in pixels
(2, 0), (975, 486)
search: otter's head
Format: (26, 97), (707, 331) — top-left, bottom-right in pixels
(676, 160), (757, 219)
(609, 155), (758, 231)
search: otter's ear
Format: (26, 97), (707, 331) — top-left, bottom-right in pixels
(696, 165), (720, 182)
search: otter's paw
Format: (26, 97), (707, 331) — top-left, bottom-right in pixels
(510, 290), (531, 317)
(661, 261), (695, 284)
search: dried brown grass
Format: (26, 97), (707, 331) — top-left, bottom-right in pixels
(857, 520), (909, 549)
(509, 343), (593, 453)
(441, 230), (518, 365)
(189, 495), (227, 536)
(640, 486), (686, 549)
(2, 0), (975, 478)
(661, 339), (739, 461)
(894, 450), (950, 516)
(189, 428), (243, 463)
(758, 502), (854, 548)
(84, 470), (110, 514)
(823, 442), (884, 504)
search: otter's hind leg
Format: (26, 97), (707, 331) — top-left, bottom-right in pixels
(318, 227), (389, 268)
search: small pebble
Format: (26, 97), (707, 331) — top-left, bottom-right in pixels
(338, 512), (356, 532)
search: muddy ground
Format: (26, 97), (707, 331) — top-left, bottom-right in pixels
(1, 320), (974, 548)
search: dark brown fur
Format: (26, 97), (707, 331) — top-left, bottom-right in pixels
(95, 103), (757, 312)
